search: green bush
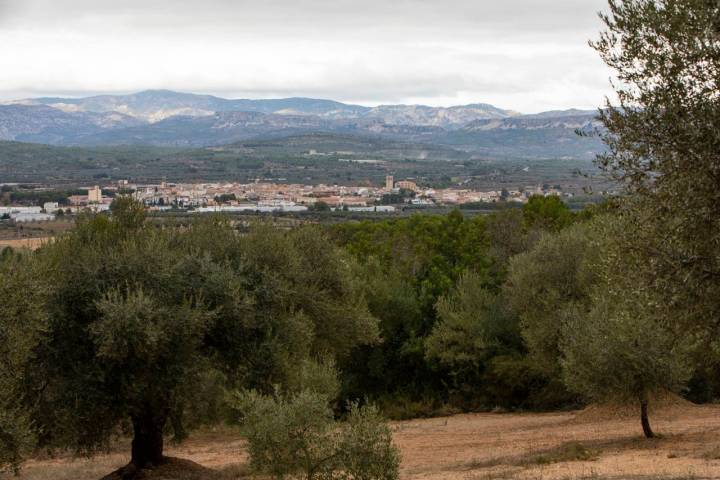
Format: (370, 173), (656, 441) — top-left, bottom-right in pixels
(232, 363), (399, 480)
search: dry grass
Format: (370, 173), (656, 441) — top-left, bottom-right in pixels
(393, 400), (720, 480)
(0, 218), (75, 242)
(0, 237), (51, 250)
(12, 403), (720, 480)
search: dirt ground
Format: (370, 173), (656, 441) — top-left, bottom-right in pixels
(14, 402), (720, 480)
(0, 218), (74, 247)
(0, 237), (51, 250)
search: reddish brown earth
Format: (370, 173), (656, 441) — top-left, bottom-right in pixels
(16, 401), (720, 480)
(0, 237), (50, 250)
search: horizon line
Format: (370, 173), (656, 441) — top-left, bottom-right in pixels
(0, 88), (603, 115)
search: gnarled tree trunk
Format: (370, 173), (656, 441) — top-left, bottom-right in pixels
(130, 411), (167, 468)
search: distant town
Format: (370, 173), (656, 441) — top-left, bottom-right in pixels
(0, 176), (570, 223)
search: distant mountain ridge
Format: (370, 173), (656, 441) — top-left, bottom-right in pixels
(9, 90), (367, 123)
(0, 104), (144, 144)
(0, 90), (604, 159)
(8, 90), (520, 126)
(461, 113), (601, 132)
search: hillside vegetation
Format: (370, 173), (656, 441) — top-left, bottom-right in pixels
(0, 137), (604, 194)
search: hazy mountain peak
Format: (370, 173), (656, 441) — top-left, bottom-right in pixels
(0, 91), (604, 159)
(7, 90), (521, 126)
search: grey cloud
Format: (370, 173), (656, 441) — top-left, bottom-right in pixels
(0, 0), (15, 25)
(2, 0), (607, 34)
(0, 0), (613, 111)
(0, 0), (609, 45)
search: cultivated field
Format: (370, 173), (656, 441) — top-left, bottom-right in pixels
(14, 400), (720, 480)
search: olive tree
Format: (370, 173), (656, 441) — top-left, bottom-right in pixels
(594, 0), (720, 351)
(232, 362), (399, 480)
(560, 213), (695, 438)
(1, 202), (377, 476)
(562, 293), (693, 438)
(0, 255), (44, 474)
(504, 223), (597, 378)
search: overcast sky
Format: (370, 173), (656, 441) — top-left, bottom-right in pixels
(0, 0), (613, 113)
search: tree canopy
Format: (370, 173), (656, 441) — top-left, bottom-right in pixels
(0, 200), (378, 473)
(594, 0), (720, 345)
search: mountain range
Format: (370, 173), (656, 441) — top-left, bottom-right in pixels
(0, 90), (604, 159)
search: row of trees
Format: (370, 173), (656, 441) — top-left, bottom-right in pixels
(330, 197), (599, 414)
(0, 190), (693, 474)
(0, 196), (701, 475)
(2, 192), (606, 476)
(329, 185), (704, 440)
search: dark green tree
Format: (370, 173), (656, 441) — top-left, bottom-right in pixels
(214, 193), (237, 204)
(522, 195), (574, 232)
(331, 212), (493, 407)
(425, 271), (527, 408)
(310, 201), (331, 212)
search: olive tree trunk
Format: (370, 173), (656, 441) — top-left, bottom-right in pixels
(639, 396), (654, 438)
(130, 411), (167, 468)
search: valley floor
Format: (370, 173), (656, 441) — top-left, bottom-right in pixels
(15, 402), (720, 480)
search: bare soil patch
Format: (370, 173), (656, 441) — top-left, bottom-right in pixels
(100, 458), (219, 480)
(572, 392), (697, 423)
(13, 403), (720, 480)
(0, 236), (51, 250)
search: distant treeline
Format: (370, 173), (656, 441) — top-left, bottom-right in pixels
(1, 188), (83, 206)
(0, 138), (605, 194)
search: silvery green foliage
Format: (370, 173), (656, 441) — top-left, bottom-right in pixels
(285, 359), (341, 401)
(233, 362), (399, 480)
(505, 223), (597, 377)
(560, 215), (695, 436)
(561, 292), (694, 405)
(0, 203), (380, 469)
(235, 389), (336, 480)
(594, 0), (720, 345)
(0, 255), (45, 473)
(335, 402), (399, 480)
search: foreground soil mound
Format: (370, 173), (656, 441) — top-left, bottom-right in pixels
(100, 457), (219, 480)
(572, 392), (698, 423)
